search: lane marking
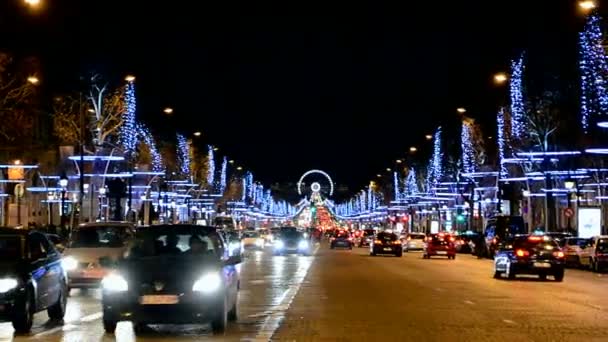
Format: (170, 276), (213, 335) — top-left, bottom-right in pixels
(589, 304), (602, 310)
(434, 287), (444, 292)
(80, 312), (102, 322)
(502, 319), (516, 325)
(464, 300), (475, 305)
(33, 323), (77, 337)
(253, 245), (319, 341)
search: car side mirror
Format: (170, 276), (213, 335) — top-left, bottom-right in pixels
(224, 255), (242, 266)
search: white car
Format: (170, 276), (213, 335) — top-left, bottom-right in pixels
(62, 222), (135, 291)
(579, 236), (608, 272)
(403, 233), (426, 251)
(241, 231), (265, 250)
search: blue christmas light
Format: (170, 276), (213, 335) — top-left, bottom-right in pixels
(405, 167), (419, 195)
(246, 172), (254, 201)
(176, 134), (191, 176)
(579, 14), (608, 131)
(136, 124), (164, 173)
(497, 108), (509, 175)
(510, 54), (525, 139)
(119, 80), (137, 156)
(461, 120), (476, 174)
(393, 171), (401, 201)
(219, 156), (228, 193)
(426, 127), (443, 190)
(207, 145), (215, 188)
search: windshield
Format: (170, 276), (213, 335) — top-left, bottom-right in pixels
(410, 234), (425, 240)
(378, 233), (398, 241)
(214, 217), (235, 229)
(566, 238), (588, 247)
(280, 231), (303, 240)
(126, 227), (221, 259)
(0, 236), (22, 259)
(71, 226), (130, 248)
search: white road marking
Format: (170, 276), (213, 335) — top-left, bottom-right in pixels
(502, 319), (516, 325)
(253, 245), (319, 341)
(80, 312), (102, 322)
(589, 304), (602, 310)
(33, 323), (77, 337)
(434, 287), (444, 292)
(464, 300), (475, 305)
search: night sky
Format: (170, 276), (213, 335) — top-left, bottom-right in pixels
(0, 0), (601, 193)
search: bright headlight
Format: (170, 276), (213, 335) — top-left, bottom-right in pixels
(298, 240), (309, 249)
(192, 273), (222, 293)
(61, 256), (78, 271)
(274, 240), (284, 249)
(255, 239), (264, 246)
(0, 278), (18, 293)
(101, 273), (128, 292)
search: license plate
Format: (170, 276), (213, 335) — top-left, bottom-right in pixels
(383, 247), (393, 251)
(139, 295), (179, 305)
(533, 262), (551, 268)
(436, 251), (447, 255)
(82, 269), (105, 278)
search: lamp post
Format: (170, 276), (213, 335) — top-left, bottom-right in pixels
(98, 186), (106, 221)
(564, 178), (576, 233)
(59, 173), (68, 233)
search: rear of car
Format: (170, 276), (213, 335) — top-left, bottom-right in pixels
(423, 234), (456, 259)
(404, 233), (426, 252)
(561, 237), (588, 267)
(241, 231), (265, 250)
(493, 235), (565, 281)
(358, 229), (375, 247)
(330, 231), (353, 249)
(370, 232), (402, 257)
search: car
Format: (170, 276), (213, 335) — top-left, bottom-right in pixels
(241, 231), (265, 250)
(453, 232), (478, 254)
(273, 230), (311, 255)
(493, 235), (565, 281)
(579, 235), (608, 272)
(560, 237), (588, 267)
(423, 233), (456, 259)
(213, 215), (237, 230)
(101, 225), (241, 335)
(330, 230), (353, 249)
(370, 232), (402, 257)
(61, 222), (135, 291)
(358, 229), (376, 247)
(403, 232), (426, 252)
(0, 228), (68, 333)
(484, 216), (526, 258)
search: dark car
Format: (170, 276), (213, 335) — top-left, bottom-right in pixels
(101, 225), (241, 335)
(493, 235), (565, 281)
(358, 229), (376, 247)
(484, 216), (526, 258)
(0, 228), (68, 333)
(454, 232), (478, 253)
(330, 230), (353, 250)
(423, 233), (456, 259)
(272, 230), (311, 255)
(370, 232), (402, 257)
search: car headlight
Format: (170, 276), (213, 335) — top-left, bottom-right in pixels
(61, 256), (78, 271)
(298, 240), (309, 249)
(192, 273), (222, 293)
(274, 240), (285, 249)
(255, 239), (264, 246)
(101, 273), (128, 292)
(0, 278), (18, 293)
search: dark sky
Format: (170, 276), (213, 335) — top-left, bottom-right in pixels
(0, 0), (600, 193)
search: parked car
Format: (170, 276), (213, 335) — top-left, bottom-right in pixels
(560, 237), (588, 267)
(579, 236), (608, 272)
(0, 228), (68, 333)
(493, 235), (565, 281)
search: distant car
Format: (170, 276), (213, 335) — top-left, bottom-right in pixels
(358, 229), (376, 248)
(579, 236), (608, 272)
(101, 225), (241, 335)
(454, 232), (478, 254)
(423, 233), (456, 259)
(0, 228), (68, 333)
(493, 235), (565, 281)
(330, 230), (353, 249)
(241, 231), (265, 250)
(543, 232), (573, 246)
(370, 232), (402, 257)
(484, 216), (526, 258)
(560, 237), (588, 267)
(62, 222), (135, 291)
(403, 233), (426, 252)
(273, 230), (311, 256)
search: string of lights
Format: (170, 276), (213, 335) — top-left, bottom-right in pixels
(176, 134), (191, 177)
(579, 14), (608, 131)
(207, 145), (215, 188)
(510, 54), (525, 139)
(461, 120), (476, 174)
(219, 156), (228, 193)
(497, 108), (509, 175)
(119, 80), (137, 155)
(393, 171), (402, 201)
(136, 124), (164, 173)
(426, 127), (443, 191)
(406, 167), (419, 195)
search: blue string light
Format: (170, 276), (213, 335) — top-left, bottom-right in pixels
(461, 120), (476, 174)
(219, 156), (228, 193)
(207, 145), (215, 188)
(246, 172), (254, 201)
(405, 167), (419, 195)
(136, 123), (164, 173)
(393, 171), (401, 201)
(579, 14), (608, 131)
(497, 108), (509, 175)
(119, 80), (137, 156)
(510, 54), (525, 139)
(426, 127), (443, 191)
(176, 134), (191, 177)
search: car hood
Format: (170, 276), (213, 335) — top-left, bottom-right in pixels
(119, 257), (222, 284)
(64, 247), (126, 264)
(0, 261), (23, 278)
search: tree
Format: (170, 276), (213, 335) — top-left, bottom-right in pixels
(52, 96), (81, 145)
(0, 53), (38, 144)
(526, 92), (559, 152)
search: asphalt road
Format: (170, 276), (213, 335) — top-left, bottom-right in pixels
(2, 244), (608, 341)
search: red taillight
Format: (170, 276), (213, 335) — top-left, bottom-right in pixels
(330, 237), (335, 241)
(348, 237), (353, 241)
(492, 238), (497, 244)
(515, 249), (529, 258)
(407, 237), (411, 241)
(374, 240), (382, 244)
(449, 237), (455, 242)
(393, 240), (401, 245)
(553, 251), (564, 258)
(528, 236), (542, 241)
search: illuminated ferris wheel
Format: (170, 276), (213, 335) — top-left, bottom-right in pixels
(297, 169), (334, 198)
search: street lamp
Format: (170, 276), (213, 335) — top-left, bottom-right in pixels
(24, 0), (41, 7)
(124, 75), (135, 82)
(564, 178), (576, 232)
(193, 131), (202, 137)
(396, 159), (402, 164)
(163, 107), (174, 115)
(409, 146), (418, 153)
(493, 72), (508, 85)
(578, 0), (597, 12)
(456, 107), (466, 114)
(425, 134), (433, 140)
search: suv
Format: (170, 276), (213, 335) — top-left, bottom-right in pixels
(423, 233), (456, 259)
(0, 228), (68, 332)
(579, 236), (608, 272)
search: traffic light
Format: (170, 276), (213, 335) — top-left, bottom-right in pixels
(456, 208), (465, 223)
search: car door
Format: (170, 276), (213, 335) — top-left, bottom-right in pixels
(217, 234), (238, 304)
(28, 233), (52, 310)
(39, 234), (63, 306)
(580, 238), (595, 266)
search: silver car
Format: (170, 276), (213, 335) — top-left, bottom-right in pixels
(404, 233), (426, 251)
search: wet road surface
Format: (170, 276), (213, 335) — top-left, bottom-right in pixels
(4, 243), (608, 341)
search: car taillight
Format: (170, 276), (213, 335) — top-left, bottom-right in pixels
(492, 238), (497, 244)
(553, 251), (564, 258)
(374, 240), (382, 244)
(392, 240), (401, 245)
(449, 237), (455, 242)
(407, 237), (411, 241)
(515, 249), (529, 258)
(348, 237), (353, 241)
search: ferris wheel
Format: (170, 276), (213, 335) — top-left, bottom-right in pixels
(297, 169), (334, 197)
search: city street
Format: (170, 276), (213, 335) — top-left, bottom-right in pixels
(2, 243), (608, 341)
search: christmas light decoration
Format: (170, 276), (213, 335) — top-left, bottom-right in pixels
(246, 172), (254, 200)
(393, 172), (402, 201)
(579, 14), (608, 131)
(219, 157), (228, 193)
(497, 108), (508, 175)
(405, 168), (419, 195)
(510, 54), (525, 139)
(176, 134), (191, 176)
(242, 177), (247, 202)
(426, 127), (443, 190)
(461, 120), (476, 174)
(119, 79), (137, 156)
(136, 124), (164, 173)
(207, 145), (215, 188)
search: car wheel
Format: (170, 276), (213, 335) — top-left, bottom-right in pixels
(103, 320), (117, 334)
(211, 298), (228, 335)
(493, 270), (502, 279)
(228, 298), (238, 322)
(12, 290), (34, 334)
(47, 285), (67, 320)
(539, 274), (547, 281)
(506, 263), (516, 280)
(554, 270), (565, 282)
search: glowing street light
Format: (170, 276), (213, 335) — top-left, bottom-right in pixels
(425, 134), (433, 140)
(24, 0), (41, 7)
(124, 75), (136, 82)
(213, 147), (219, 151)
(386, 168), (392, 172)
(396, 159), (402, 164)
(163, 107), (174, 115)
(229, 160), (235, 164)
(409, 146), (418, 153)
(193, 131), (202, 137)
(236, 166), (243, 171)
(493, 72), (508, 84)
(13, 160), (21, 165)
(376, 174), (382, 178)
(27, 76), (39, 85)
(456, 107), (467, 114)
(578, 0), (597, 12)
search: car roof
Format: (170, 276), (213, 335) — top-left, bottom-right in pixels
(135, 224), (218, 234)
(78, 221), (134, 228)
